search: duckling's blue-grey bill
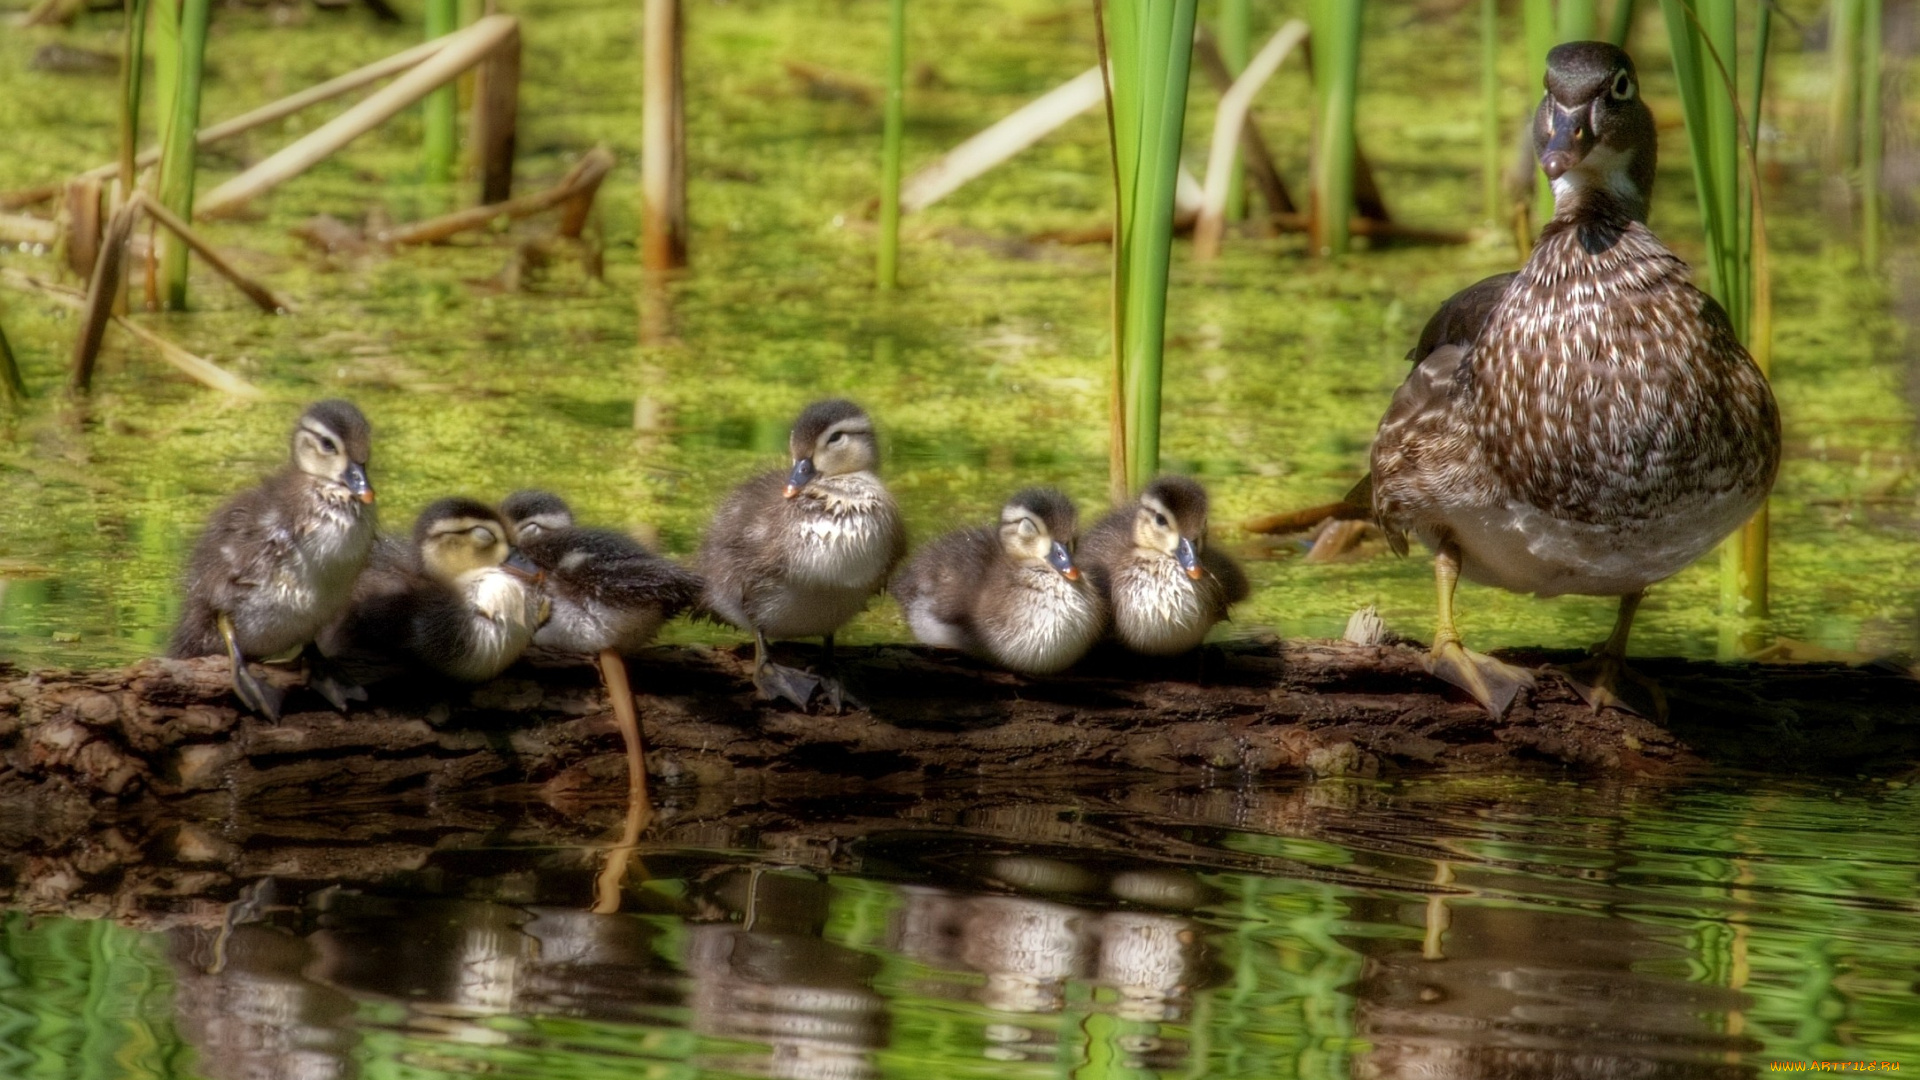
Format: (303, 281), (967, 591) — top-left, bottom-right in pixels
(783, 458), (815, 499)
(1047, 541), (1079, 580)
(503, 548), (543, 582)
(344, 462), (376, 504)
(1175, 537), (1204, 580)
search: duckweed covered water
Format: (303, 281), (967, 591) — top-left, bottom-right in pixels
(0, 0), (1914, 669)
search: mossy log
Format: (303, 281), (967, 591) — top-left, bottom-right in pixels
(1, 641), (1916, 818)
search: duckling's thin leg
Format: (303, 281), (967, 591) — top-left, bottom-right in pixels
(596, 647), (652, 802)
(302, 643), (366, 712)
(814, 632), (861, 713)
(1425, 539), (1535, 717)
(219, 613), (283, 721)
(752, 630), (821, 711)
(1560, 591), (1668, 720)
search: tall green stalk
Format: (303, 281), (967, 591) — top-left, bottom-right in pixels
(1481, 0), (1500, 223)
(1523, 0), (1555, 227)
(877, 0), (905, 290)
(1307, 0), (1361, 257)
(1102, 0), (1199, 494)
(154, 0), (210, 310)
(118, 0), (151, 201)
(423, 0), (458, 182)
(1217, 0), (1250, 221)
(1662, 0), (1770, 621)
(1860, 0), (1882, 269)
(1827, 0), (1864, 174)
(1608, 0), (1637, 46)
(1556, 0), (1596, 39)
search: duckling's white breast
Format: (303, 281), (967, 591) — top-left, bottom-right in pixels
(1110, 556), (1210, 655)
(246, 497), (375, 656)
(438, 569), (542, 681)
(986, 569), (1103, 675)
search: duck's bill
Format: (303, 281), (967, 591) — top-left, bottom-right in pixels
(1176, 537), (1203, 580)
(502, 549), (544, 582)
(783, 458), (816, 499)
(1047, 541), (1079, 580)
(344, 462), (376, 504)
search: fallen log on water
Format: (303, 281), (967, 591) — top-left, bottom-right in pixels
(2, 640), (1916, 817)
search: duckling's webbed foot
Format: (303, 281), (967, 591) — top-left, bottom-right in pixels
(1427, 638), (1535, 718)
(302, 645), (367, 713)
(1560, 653), (1668, 722)
(754, 661), (823, 711)
(816, 633), (863, 713)
(220, 614), (283, 721)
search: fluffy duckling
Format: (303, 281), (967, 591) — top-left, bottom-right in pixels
(501, 490), (704, 797)
(699, 400), (907, 710)
(892, 488), (1104, 675)
(329, 498), (547, 683)
(1080, 476), (1249, 656)
(169, 400), (377, 720)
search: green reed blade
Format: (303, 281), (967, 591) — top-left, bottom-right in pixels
(118, 0), (150, 200)
(1523, 0), (1554, 228)
(1307, 0), (1361, 257)
(1557, 0), (1596, 39)
(1827, 0), (1863, 174)
(877, 0), (905, 290)
(155, 0), (210, 310)
(423, 0), (458, 182)
(1482, 0), (1500, 222)
(1861, 0), (1882, 269)
(1608, 0), (1637, 46)
(1217, 0), (1249, 221)
(1101, 0), (1197, 493)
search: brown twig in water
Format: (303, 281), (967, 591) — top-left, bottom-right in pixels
(375, 146), (615, 245)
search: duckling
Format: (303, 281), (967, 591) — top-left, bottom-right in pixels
(1079, 476), (1249, 656)
(501, 490), (704, 797)
(891, 488), (1104, 675)
(698, 400), (907, 710)
(1360, 42), (1780, 717)
(169, 399), (377, 720)
(329, 498), (547, 683)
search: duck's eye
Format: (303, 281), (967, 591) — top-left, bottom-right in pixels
(471, 526), (496, 545)
(1154, 513), (1169, 528)
(1610, 70), (1634, 101)
(318, 437), (338, 455)
(827, 431), (846, 444)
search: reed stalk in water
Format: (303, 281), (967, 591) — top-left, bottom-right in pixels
(154, 0), (210, 310)
(423, 0), (460, 182)
(1306, 0), (1360, 256)
(1217, 0), (1249, 221)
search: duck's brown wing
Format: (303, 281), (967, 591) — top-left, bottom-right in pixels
(1408, 272), (1516, 365)
(890, 526), (998, 650)
(1073, 507), (1135, 600)
(693, 470), (789, 626)
(1367, 343), (1474, 555)
(1200, 545), (1250, 611)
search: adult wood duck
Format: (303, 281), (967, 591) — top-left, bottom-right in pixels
(502, 490), (704, 796)
(698, 400), (907, 710)
(1361, 41), (1780, 717)
(1079, 476), (1248, 655)
(327, 498), (547, 683)
(892, 488), (1104, 675)
(169, 400), (377, 720)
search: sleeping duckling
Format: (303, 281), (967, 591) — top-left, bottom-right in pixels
(169, 399), (377, 720)
(1079, 476), (1249, 656)
(329, 498), (547, 683)
(501, 490), (704, 796)
(891, 488), (1104, 675)
(698, 400), (907, 710)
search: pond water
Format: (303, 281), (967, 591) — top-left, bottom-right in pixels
(3, 774), (1917, 1079)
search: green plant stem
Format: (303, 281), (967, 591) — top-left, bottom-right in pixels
(1523, 0), (1554, 227)
(1861, 0), (1882, 270)
(1556, 0), (1596, 39)
(1481, 0), (1500, 223)
(423, 0), (459, 182)
(155, 0), (210, 311)
(118, 0), (151, 202)
(877, 0), (905, 290)
(1307, 0), (1361, 257)
(1608, 0), (1637, 46)
(1827, 0), (1863, 174)
(1218, 0), (1250, 221)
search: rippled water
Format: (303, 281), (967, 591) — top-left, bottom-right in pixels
(1, 775), (1915, 1078)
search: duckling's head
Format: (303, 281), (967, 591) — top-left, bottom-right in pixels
(292, 400), (375, 504)
(999, 487), (1080, 580)
(1130, 476), (1210, 580)
(784, 399), (879, 497)
(414, 497), (523, 584)
(1533, 41), (1656, 221)
(501, 490), (575, 542)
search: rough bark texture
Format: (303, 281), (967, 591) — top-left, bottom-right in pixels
(1, 640), (1915, 821)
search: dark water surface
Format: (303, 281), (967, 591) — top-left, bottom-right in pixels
(2, 774), (1915, 1078)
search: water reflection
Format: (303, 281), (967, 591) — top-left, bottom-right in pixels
(0, 775), (1914, 1079)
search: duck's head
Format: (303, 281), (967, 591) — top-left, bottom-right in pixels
(1533, 41), (1656, 221)
(998, 487), (1080, 580)
(784, 399), (879, 498)
(500, 489), (575, 543)
(414, 498), (535, 584)
(292, 399), (375, 504)
(1130, 476), (1210, 580)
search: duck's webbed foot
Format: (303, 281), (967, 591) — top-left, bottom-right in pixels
(753, 661), (823, 711)
(303, 645), (367, 713)
(220, 614), (284, 721)
(1560, 652), (1668, 722)
(814, 633), (862, 714)
(1427, 638), (1535, 718)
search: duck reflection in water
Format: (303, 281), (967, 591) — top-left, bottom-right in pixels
(169, 921), (358, 1080)
(684, 867), (888, 1080)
